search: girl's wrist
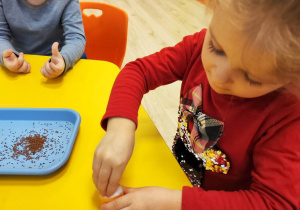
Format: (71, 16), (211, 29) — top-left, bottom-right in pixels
(107, 117), (136, 132)
(168, 189), (182, 210)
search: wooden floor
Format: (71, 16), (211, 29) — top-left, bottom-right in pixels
(80, 0), (209, 150)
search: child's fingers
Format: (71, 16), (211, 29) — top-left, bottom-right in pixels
(9, 53), (29, 73)
(122, 187), (136, 194)
(51, 42), (60, 57)
(106, 168), (124, 197)
(41, 66), (50, 78)
(93, 171), (100, 187)
(49, 61), (62, 73)
(51, 56), (60, 64)
(17, 52), (25, 67)
(100, 195), (130, 210)
(2, 49), (13, 58)
(92, 162), (101, 188)
(16, 60), (30, 73)
(41, 61), (55, 78)
(97, 162), (112, 196)
(25, 62), (31, 73)
(45, 60), (55, 74)
(2, 50), (17, 71)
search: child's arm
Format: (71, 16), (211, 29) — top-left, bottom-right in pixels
(93, 32), (197, 198)
(100, 187), (182, 210)
(93, 117), (136, 197)
(0, 0), (25, 70)
(57, 0), (86, 73)
(95, 30), (205, 197)
(100, 31), (206, 131)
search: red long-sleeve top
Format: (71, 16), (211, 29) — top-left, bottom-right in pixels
(101, 29), (300, 210)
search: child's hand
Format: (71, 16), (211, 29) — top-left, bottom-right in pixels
(2, 50), (31, 73)
(93, 118), (136, 197)
(100, 187), (182, 210)
(41, 42), (65, 78)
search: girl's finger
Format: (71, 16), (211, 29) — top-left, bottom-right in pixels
(107, 167), (124, 197)
(97, 162), (112, 196)
(92, 162), (102, 189)
(17, 53), (24, 68)
(101, 195), (131, 210)
(122, 187), (136, 194)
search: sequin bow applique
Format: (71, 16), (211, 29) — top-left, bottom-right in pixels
(172, 85), (229, 187)
(180, 85), (224, 154)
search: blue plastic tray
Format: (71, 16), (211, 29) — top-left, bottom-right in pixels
(0, 108), (81, 175)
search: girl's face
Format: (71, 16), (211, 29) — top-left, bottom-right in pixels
(202, 5), (287, 98)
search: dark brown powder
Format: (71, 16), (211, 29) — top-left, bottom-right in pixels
(12, 133), (47, 160)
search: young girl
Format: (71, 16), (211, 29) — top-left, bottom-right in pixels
(0, 0), (86, 78)
(93, 0), (300, 209)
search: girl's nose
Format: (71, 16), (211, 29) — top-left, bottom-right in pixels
(212, 64), (233, 84)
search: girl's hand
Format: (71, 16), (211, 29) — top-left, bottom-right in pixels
(41, 42), (65, 78)
(100, 187), (182, 210)
(2, 50), (31, 73)
(93, 118), (136, 197)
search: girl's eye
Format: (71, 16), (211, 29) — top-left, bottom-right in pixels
(244, 72), (262, 87)
(208, 40), (226, 56)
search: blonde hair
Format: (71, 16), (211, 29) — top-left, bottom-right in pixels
(206, 0), (300, 84)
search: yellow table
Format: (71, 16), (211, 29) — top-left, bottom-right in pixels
(0, 55), (191, 209)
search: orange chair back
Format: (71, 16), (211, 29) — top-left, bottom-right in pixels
(197, 0), (206, 4)
(80, 2), (128, 68)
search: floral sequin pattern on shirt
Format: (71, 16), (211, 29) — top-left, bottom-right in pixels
(172, 85), (230, 187)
